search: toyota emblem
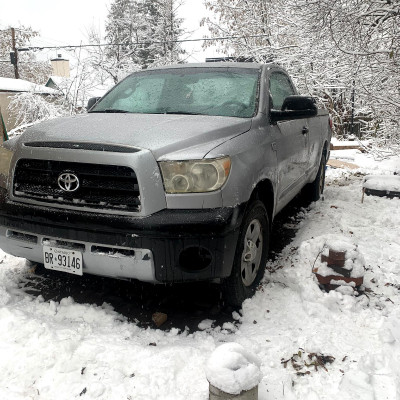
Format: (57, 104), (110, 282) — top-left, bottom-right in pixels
(58, 172), (80, 192)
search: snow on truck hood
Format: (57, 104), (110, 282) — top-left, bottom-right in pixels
(19, 113), (252, 160)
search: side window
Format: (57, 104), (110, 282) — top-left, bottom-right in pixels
(269, 72), (295, 110)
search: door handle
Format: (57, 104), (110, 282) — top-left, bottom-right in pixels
(271, 142), (277, 151)
(302, 126), (309, 135)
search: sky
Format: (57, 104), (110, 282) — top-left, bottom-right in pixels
(0, 0), (220, 63)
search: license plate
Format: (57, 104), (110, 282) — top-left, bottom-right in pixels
(43, 246), (83, 276)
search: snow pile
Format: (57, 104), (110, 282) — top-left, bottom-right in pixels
(363, 175), (400, 192)
(312, 238), (365, 278)
(206, 342), (261, 394)
(0, 252), (27, 306)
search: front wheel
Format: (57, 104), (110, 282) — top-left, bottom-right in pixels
(222, 200), (269, 308)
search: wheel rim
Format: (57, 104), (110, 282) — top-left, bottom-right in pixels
(241, 219), (263, 287)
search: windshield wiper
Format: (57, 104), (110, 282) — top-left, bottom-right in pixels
(89, 109), (205, 115)
(89, 109), (129, 114)
(162, 111), (205, 115)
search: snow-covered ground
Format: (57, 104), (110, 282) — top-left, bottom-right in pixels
(1, 149), (399, 400)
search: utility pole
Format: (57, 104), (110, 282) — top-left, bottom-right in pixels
(350, 78), (355, 136)
(11, 27), (19, 79)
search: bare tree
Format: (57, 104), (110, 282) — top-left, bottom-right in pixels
(7, 92), (67, 132)
(0, 26), (51, 84)
(295, 0), (400, 141)
(203, 0), (400, 144)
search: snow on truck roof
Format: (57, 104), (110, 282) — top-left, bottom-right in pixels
(0, 77), (58, 95)
(148, 62), (267, 71)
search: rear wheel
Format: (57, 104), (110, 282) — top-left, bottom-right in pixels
(222, 200), (269, 307)
(303, 153), (326, 203)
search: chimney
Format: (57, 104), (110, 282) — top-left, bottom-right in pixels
(51, 54), (70, 77)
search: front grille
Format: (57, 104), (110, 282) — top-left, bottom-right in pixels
(13, 159), (141, 211)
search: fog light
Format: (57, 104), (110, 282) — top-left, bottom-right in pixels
(179, 247), (212, 271)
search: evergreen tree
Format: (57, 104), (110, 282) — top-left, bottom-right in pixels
(104, 0), (185, 79)
(104, 0), (141, 81)
(149, 0), (185, 66)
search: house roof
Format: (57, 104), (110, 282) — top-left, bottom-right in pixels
(0, 77), (58, 94)
(45, 76), (111, 99)
(46, 75), (71, 87)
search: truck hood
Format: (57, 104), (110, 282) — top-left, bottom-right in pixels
(19, 113), (252, 160)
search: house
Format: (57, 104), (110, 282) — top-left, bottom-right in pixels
(0, 77), (58, 132)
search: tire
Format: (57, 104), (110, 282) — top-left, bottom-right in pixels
(222, 200), (269, 308)
(303, 153), (326, 203)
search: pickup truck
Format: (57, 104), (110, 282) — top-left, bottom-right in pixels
(0, 63), (331, 307)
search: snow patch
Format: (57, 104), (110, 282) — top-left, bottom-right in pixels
(363, 175), (400, 192)
(0, 152), (400, 399)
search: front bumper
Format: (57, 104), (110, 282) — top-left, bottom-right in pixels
(0, 188), (243, 283)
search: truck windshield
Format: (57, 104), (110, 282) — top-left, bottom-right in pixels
(90, 68), (260, 118)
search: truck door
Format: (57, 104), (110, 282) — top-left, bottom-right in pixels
(269, 72), (309, 202)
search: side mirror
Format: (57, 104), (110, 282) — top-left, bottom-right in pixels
(282, 95), (316, 112)
(86, 97), (101, 111)
(270, 95), (318, 122)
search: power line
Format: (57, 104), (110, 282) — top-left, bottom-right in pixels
(16, 34), (271, 52)
(0, 27), (32, 32)
(0, 60), (48, 64)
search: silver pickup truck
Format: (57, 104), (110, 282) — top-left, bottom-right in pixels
(0, 63), (331, 306)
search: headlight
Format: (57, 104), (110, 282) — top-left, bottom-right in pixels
(159, 157), (231, 193)
(0, 145), (14, 188)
